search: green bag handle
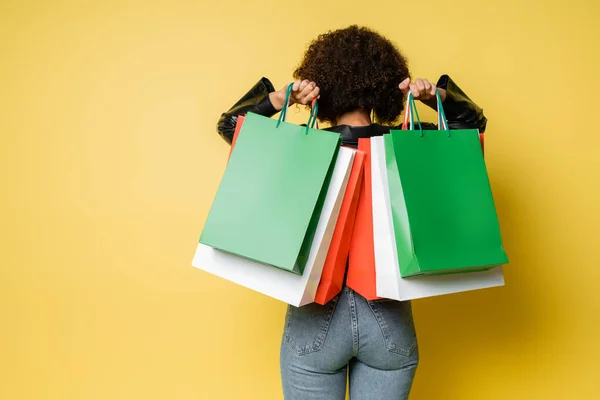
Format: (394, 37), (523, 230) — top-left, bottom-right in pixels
(436, 91), (449, 131)
(276, 83), (319, 134)
(307, 99), (319, 131)
(276, 83), (294, 127)
(403, 90), (450, 137)
(407, 92), (423, 136)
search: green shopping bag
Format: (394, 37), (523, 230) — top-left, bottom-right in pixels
(385, 91), (508, 278)
(200, 84), (341, 274)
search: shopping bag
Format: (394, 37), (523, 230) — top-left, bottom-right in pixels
(371, 135), (505, 300)
(192, 147), (355, 306)
(200, 86), (341, 274)
(346, 138), (379, 300)
(314, 149), (365, 305)
(386, 92), (508, 278)
(228, 115), (245, 159)
(479, 132), (485, 155)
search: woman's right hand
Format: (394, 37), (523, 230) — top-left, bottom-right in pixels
(270, 80), (320, 111)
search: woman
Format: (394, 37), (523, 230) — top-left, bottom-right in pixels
(216, 26), (487, 400)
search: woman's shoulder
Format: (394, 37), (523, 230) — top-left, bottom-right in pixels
(325, 123), (390, 134)
(325, 122), (440, 147)
(325, 122), (438, 134)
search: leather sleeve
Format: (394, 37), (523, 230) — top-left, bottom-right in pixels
(216, 78), (279, 144)
(437, 75), (488, 133)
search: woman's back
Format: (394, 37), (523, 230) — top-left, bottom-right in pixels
(214, 25), (488, 400)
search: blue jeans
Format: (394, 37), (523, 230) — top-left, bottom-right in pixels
(280, 286), (419, 399)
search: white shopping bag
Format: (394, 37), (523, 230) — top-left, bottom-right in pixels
(192, 147), (355, 307)
(371, 136), (504, 301)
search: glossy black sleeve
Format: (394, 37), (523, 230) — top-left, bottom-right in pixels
(216, 78), (279, 144)
(436, 75), (488, 132)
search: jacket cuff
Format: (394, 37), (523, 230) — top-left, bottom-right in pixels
(217, 78), (277, 144)
(248, 91), (278, 116)
(437, 75), (488, 133)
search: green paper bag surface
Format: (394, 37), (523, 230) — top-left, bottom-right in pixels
(384, 129), (508, 278)
(200, 112), (341, 274)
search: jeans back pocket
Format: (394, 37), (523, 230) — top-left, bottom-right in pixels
(367, 299), (418, 358)
(283, 297), (338, 356)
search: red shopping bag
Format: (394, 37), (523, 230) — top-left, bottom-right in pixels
(346, 138), (379, 300)
(228, 115), (245, 159)
(314, 149), (365, 305)
(479, 132), (485, 155)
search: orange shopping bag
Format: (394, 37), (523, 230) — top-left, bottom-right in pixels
(346, 138), (379, 300)
(314, 149), (365, 305)
(227, 115), (245, 159)
(479, 132), (485, 155)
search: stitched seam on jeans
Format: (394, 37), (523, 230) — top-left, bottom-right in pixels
(285, 299), (338, 356)
(388, 341), (416, 357)
(284, 306), (293, 344)
(312, 297), (338, 351)
(367, 301), (389, 341)
(367, 302), (415, 357)
(348, 290), (359, 355)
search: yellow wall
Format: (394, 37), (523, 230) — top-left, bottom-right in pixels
(2, 0), (599, 399)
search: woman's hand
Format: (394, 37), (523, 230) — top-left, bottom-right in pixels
(399, 78), (446, 108)
(270, 80), (320, 111)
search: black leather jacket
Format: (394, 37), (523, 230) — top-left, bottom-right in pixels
(216, 75), (487, 148)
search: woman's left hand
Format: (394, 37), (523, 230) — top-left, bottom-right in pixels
(270, 80), (320, 111)
(399, 78), (441, 102)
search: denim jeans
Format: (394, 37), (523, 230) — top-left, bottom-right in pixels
(280, 286), (419, 399)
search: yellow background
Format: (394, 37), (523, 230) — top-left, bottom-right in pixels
(1, 0), (599, 399)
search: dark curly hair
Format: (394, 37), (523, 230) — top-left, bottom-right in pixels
(294, 25), (410, 124)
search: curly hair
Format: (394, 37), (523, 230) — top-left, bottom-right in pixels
(294, 25), (410, 124)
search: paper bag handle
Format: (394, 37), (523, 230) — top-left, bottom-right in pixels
(276, 83), (320, 134)
(401, 90), (450, 137)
